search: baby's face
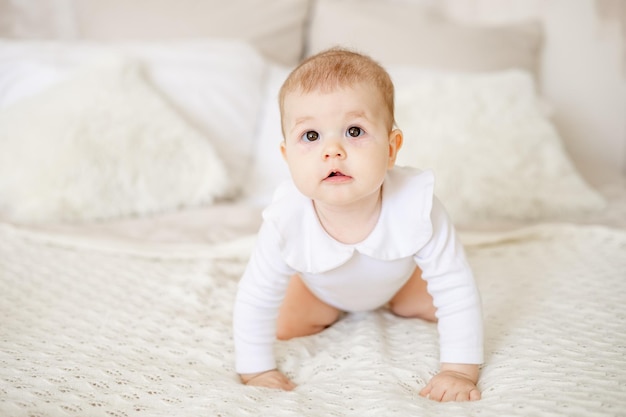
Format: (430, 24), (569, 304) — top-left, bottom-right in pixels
(280, 83), (402, 209)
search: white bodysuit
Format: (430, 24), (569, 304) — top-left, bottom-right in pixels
(233, 167), (483, 374)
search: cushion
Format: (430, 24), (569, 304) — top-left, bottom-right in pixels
(0, 39), (267, 196)
(391, 68), (606, 225)
(0, 56), (231, 223)
(307, 0), (543, 77)
(242, 64), (292, 206)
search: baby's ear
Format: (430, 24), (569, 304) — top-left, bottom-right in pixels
(280, 141), (288, 161)
(388, 129), (403, 167)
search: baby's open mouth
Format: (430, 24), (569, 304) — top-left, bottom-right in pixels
(324, 171), (351, 181)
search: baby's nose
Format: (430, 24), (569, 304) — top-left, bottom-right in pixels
(323, 139), (346, 159)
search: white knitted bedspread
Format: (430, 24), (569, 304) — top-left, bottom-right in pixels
(1, 222), (625, 417)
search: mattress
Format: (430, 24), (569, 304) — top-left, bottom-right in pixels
(1, 220), (625, 417)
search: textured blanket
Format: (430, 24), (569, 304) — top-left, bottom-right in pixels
(1, 223), (625, 417)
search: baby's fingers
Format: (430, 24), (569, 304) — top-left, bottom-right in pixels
(468, 388), (481, 401)
(419, 382), (432, 399)
(452, 388), (481, 402)
(419, 380), (481, 402)
(424, 386), (448, 402)
(244, 370), (296, 391)
(419, 383), (447, 402)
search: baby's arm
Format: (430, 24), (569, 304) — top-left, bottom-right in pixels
(233, 222), (294, 387)
(415, 198), (484, 401)
(419, 363), (480, 402)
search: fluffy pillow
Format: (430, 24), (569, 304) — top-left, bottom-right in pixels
(392, 69), (606, 225)
(0, 56), (230, 223)
(307, 0), (543, 78)
(0, 40), (267, 196)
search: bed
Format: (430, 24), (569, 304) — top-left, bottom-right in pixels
(1, 1), (625, 416)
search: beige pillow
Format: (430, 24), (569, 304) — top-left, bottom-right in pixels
(72, 0), (310, 65)
(307, 0), (543, 77)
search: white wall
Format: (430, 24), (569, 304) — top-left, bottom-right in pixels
(441, 0), (626, 185)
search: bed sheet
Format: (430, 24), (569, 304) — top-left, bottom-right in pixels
(1, 5), (624, 414)
(1, 208), (626, 416)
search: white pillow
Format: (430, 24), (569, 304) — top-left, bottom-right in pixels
(0, 56), (230, 223)
(0, 39), (267, 196)
(243, 64), (292, 207)
(392, 69), (606, 225)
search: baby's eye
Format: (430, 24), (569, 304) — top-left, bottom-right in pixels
(301, 131), (319, 142)
(347, 126), (363, 137)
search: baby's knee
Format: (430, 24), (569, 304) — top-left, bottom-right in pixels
(276, 323), (297, 341)
(389, 302), (438, 322)
(276, 322), (328, 340)
(389, 302), (414, 318)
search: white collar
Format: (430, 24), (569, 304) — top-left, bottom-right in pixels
(262, 166), (435, 274)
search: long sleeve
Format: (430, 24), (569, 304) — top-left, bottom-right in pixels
(414, 197), (484, 364)
(233, 221), (294, 374)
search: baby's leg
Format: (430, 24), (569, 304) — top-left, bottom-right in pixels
(388, 267), (437, 322)
(276, 274), (341, 340)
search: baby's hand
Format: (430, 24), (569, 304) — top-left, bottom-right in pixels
(419, 363), (480, 402)
(240, 370), (296, 391)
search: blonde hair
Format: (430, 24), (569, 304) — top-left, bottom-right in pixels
(279, 48), (396, 134)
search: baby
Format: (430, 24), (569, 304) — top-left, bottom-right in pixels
(233, 48), (483, 402)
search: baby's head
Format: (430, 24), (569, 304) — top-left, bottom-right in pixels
(279, 48), (396, 137)
(278, 48), (403, 208)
